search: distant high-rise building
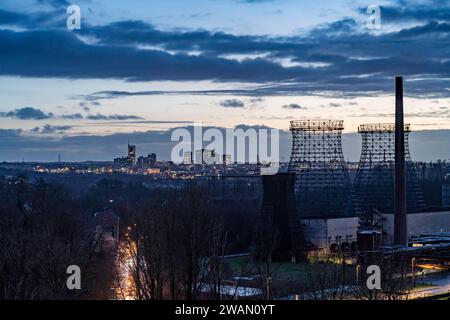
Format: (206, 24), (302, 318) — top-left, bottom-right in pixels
(147, 153), (157, 166)
(137, 153), (157, 169)
(114, 143), (139, 169)
(114, 156), (133, 168)
(128, 143), (136, 165)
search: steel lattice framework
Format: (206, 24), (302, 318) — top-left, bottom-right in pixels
(288, 120), (357, 217)
(354, 123), (425, 214)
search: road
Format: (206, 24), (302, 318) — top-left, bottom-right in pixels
(411, 271), (450, 299)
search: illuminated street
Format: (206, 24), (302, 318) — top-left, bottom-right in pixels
(115, 230), (138, 300)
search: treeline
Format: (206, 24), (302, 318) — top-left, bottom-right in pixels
(0, 175), (94, 299)
(0, 175), (259, 300)
(106, 182), (260, 299)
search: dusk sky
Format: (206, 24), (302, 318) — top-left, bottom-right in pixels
(0, 0), (449, 161)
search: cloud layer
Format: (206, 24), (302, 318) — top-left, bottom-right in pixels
(0, 107), (143, 121)
(0, 1), (449, 98)
(220, 99), (245, 108)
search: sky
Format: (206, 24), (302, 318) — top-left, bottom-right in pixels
(0, 0), (449, 161)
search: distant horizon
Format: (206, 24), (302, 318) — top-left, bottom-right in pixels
(0, 125), (449, 163)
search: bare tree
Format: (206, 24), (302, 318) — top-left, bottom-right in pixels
(0, 177), (96, 300)
(115, 184), (230, 300)
(252, 210), (281, 300)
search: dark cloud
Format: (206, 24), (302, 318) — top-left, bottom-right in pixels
(328, 103), (341, 107)
(0, 5), (449, 97)
(250, 97), (264, 104)
(357, 1), (450, 24)
(281, 103), (305, 109)
(0, 28), (301, 82)
(0, 6), (67, 29)
(86, 114), (144, 121)
(37, 0), (72, 9)
(0, 107), (144, 121)
(62, 113), (83, 120)
(31, 124), (73, 134)
(92, 120), (192, 125)
(0, 128), (23, 137)
(0, 107), (54, 120)
(0, 9), (28, 25)
(219, 99), (245, 108)
(189, 13), (211, 18)
(308, 18), (358, 37)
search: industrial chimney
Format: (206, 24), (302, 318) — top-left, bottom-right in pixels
(394, 76), (407, 245)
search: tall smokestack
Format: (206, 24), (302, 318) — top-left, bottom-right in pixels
(394, 76), (407, 245)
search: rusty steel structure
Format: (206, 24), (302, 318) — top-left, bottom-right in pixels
(288, 120), (357, 217)
(354, 123), (425, 215)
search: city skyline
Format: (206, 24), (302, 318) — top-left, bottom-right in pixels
(1, 123), (450, 162)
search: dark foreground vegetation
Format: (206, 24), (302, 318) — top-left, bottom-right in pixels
(0, 174), (259, 300)
(0, 170), (445, 300)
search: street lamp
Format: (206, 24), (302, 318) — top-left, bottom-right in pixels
(356, 265), (360, 286)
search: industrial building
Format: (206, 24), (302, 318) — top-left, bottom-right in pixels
(382, 211), (450, 244)
(197, 77), (450, 262)
(354, 123), (425, 215)
(261, 77), (450, 258)
(260, 173), (306, 261)
(288, 120), (358, 218)
(442, 178), (450, 208)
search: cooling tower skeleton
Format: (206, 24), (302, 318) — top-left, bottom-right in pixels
(288, 120), (357, 217)
(354, 123), (425, 214)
